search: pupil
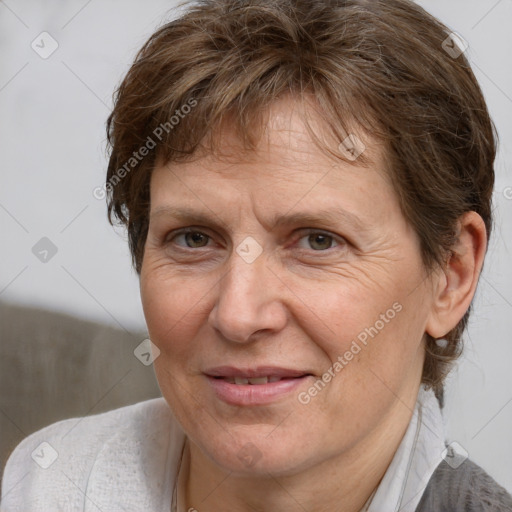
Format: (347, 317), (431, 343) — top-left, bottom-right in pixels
(309, 234), (331, 250)
(186, 232), (207, 247)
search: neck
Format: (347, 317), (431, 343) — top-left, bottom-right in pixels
(180, 393), (417, 512)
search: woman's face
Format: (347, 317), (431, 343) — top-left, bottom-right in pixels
(140, 97), (438, 476)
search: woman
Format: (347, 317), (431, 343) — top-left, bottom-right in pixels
(2, 0), (511, 510)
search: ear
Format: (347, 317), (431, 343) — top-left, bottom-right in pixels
(425, 211), (487, 339)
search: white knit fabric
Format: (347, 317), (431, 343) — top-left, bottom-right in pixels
(0, 399), (185, 511)
(1, 387), (444, 511)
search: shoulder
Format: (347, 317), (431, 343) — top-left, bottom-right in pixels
(416, 457), (512, 512)
(1, 398), (184, 511)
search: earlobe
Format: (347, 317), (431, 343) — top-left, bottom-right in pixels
(425, 211), (487, 339)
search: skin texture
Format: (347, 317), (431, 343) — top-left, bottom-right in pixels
(139, 96), (487, 512)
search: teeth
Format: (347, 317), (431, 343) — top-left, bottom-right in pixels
(225, 376), (283, 385)
(248, 377), (269, 385)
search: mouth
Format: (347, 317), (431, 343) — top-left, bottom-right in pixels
(205, 366), (312, 382)
(216, 375), (296, 385)
(204, 366), (314, 405)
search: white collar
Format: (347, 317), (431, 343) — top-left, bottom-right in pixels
(367, 385), (446, 512)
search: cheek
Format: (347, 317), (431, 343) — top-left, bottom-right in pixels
(282, 273), (403, 359)
(298, 266), (428, 385)
(140, 263), (211, 356)
(140, 266), (211, 418)
(333, 292), (428, 405)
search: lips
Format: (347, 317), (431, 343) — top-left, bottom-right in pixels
(204, 366), (313, 405)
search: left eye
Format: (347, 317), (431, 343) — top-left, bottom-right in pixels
(172, 230), (212, 248)
(296, 231), (340, 251)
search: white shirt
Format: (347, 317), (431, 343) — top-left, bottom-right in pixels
(0, 385), (445, 511)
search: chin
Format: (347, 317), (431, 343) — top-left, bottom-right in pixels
(193, 428), (320, 477)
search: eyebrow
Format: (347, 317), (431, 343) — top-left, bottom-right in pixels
(149, 205), (368, 233)
(270, 209), (367, 232)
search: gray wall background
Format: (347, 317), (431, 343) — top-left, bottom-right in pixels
(1, 0), (511, 492)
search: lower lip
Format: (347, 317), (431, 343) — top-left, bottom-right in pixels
(206, 375), (311, 406)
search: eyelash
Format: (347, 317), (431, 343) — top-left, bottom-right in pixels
(166, 227), (346, 253)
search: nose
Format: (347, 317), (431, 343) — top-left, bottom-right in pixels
(207, 250), (288, 344)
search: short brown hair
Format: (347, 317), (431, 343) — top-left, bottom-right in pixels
(105, 0), (496, 398)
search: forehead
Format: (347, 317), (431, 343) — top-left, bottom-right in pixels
(149, 95), (397, 229)
(156, 95), (384, 183)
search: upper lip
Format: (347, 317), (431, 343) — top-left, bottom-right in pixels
(204, 366), (312, 378)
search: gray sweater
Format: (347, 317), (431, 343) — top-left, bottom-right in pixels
(415, 459), (512, 511)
